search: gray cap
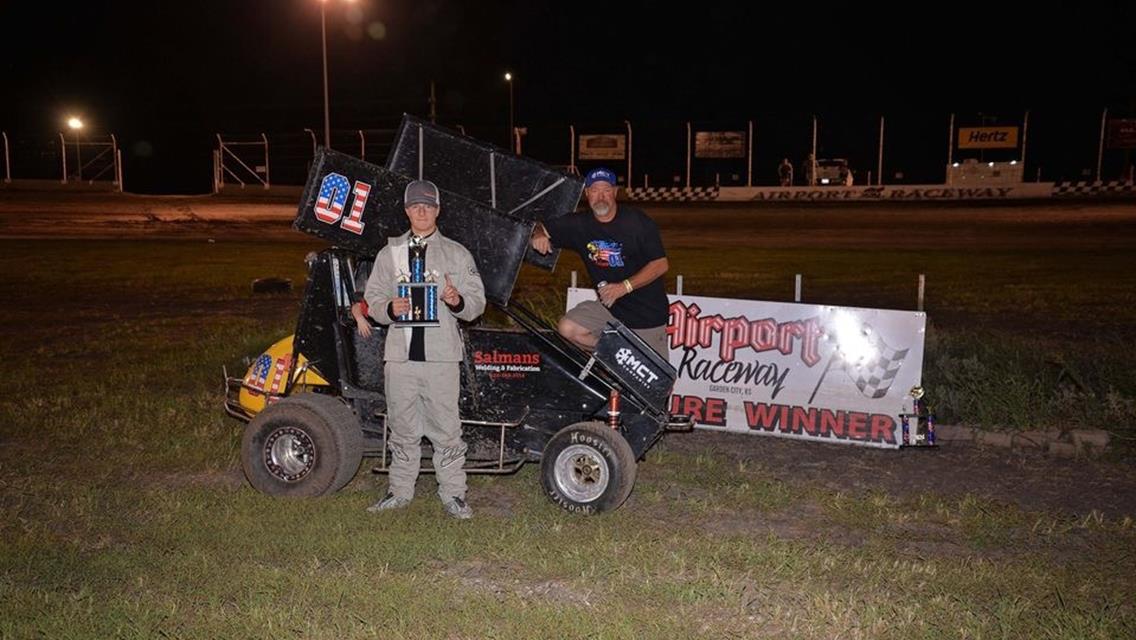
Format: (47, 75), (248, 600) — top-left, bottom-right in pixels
(404, 179), (440, 207)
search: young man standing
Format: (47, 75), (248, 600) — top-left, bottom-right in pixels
(364, 179), (486, 519)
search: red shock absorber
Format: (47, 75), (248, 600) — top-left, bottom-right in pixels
(607, 389), (621, 429)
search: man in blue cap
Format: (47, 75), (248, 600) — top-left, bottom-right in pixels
(531, 167), (670, 356)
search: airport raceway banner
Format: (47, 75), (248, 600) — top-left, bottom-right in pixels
(568, 289), (927, 449)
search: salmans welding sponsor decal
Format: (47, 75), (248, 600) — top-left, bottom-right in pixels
(473, 350), (542, 380)
(567, 289), (926, 449)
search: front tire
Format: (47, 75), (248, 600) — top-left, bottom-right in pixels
(540, 421), (637, 514)
(241, 393), (363, 497)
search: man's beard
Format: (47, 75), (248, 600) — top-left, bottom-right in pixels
(590, 202), (611, 217)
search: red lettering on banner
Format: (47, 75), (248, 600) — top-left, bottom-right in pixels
(870, 413), (895, 442)
(820, 410), (845, 439)
(792, 406), (818, 435)
(670, 394), (728, 427)
(742, 401), (896, 444)
(847, 411), (868, 440)
(744, 401), (780, 432)
(667, 301), (823, 366)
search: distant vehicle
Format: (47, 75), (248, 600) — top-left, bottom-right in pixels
(816, 158), (853, 186)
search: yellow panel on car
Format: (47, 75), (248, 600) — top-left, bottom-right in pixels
(238, 335), (329, 415)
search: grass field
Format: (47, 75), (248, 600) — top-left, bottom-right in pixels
(1, 196), (1135, 638)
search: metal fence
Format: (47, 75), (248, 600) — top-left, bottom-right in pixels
(3, 107), (1133, 193)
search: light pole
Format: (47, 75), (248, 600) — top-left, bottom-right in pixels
(68, 117), (84, 182)
(504, 72), (514, 151)
(319, 0), (355, 150)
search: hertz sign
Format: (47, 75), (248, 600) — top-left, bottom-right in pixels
(958, 127), (1019, 149)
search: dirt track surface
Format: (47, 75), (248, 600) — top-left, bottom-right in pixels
(3, 192), (1135, 250)
(4, 190), (1134, 520)
(0, 192), (299, 240)
(665, 430), (1136, 519)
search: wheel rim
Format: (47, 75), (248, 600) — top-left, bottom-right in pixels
(554, 444), (609, 503)
(264, 426), (316, 482)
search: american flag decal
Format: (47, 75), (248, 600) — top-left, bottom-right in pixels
(246, 354), (273, 395)
(314, 172), (350, 224)
(340, 181), (370, 234)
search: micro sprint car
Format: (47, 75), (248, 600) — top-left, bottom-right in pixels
(224, 117), (692, 513)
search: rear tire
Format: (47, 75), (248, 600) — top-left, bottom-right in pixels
(241, 393), (363, 497)
(540, 421), (637, 514)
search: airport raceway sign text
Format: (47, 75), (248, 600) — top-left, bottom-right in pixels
(567, 289), (927, 449)
(740, 185), (1048, 201)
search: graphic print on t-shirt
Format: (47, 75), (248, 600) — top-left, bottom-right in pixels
(586, 240), (624, 267)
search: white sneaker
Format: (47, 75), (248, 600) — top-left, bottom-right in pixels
(442, 496), (473, 520)
(367, 492), (411, 513)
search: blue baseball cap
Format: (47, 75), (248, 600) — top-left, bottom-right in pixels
(584, 167), (618, 187)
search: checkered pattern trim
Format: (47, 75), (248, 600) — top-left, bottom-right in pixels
(1052, 180), (1135, 198)
(625, 187), (720, 202)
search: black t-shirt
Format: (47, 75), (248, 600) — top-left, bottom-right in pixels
(545, 205), (668, 329)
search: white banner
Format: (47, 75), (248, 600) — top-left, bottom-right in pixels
(715, 183), (1054, 202)
(694, 131), (746, 158)
(567, 289), (926, 448)
(578, 134), (626, 160)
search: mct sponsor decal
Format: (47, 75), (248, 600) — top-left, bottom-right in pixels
(615, 347), (660, 387)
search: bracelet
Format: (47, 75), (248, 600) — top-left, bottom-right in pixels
(623, 279), (633, 293)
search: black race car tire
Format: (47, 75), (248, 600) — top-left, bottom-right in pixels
(241, 393), (363, 496)
(540, 421), (637, 514)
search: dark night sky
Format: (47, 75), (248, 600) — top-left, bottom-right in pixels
(2, 1), (1133, 192)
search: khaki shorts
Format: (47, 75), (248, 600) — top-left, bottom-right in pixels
(564, 300), (669, 357)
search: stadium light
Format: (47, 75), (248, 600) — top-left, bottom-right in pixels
(319, 0), (358, 150)
(67, 116), (84, 181)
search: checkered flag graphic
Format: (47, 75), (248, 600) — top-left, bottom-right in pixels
(808, 324), (910, 404)
(842, 336), (909, 399)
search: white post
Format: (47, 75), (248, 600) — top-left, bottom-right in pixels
(685, 121), (692, 189)
(262, 133), (270, 189)
(110, 134), (119, 187)
(75, 129), (82, 182)
(917, 274), (925, 312)
(1097, 107), (1108, 183)
(569, 124), (576, 174)
(60, 132), (67, 184)
(877, 116), (885, 186)
(747, 119), (753, 187)
(811, 115), (817, 160)
(1021, 110), (1030, 169)
(676, 275), (684, 296)
(625, 119), (632, 186)
(2, 131), (10, 183)
(794, 274), (802, 302)
(116, 148), (123, 192)
(946, 113), (955, 184)
(358, 129), (365, 160)
(571, 270), (577, 288)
